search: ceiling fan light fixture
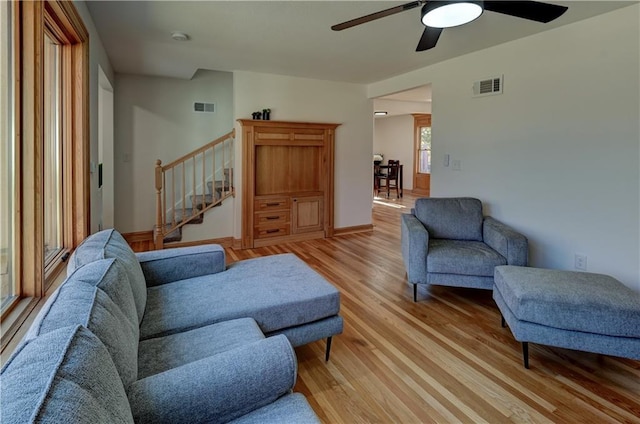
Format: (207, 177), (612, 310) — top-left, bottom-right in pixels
(421, 1), (484, 28)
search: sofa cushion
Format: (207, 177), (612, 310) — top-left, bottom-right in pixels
(137, 317), (265, 379)
(26, 259), (139, 387)
(67, 229), (146, 323)
(141, 253), (340, 340)
(415, 197), (483, 241)
(494, 266), (640, 338)
(228, 393), (321, 424)
(0, 325), (134, 424)
(427, 239), (506, 276)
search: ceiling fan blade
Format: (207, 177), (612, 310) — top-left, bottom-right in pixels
(484, 1), (568, 23)
(332, 1), (422, 31)
(416, 26), (442, 51)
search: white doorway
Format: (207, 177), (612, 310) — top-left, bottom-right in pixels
(373, 85), (432, 196)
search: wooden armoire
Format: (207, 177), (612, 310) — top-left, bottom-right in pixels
(239, 120), (340, 248)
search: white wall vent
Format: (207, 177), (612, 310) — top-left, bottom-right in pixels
(472, 75), (503, 97)
(194, 102), (215, 112)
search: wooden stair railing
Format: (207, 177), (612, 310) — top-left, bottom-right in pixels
(154, 129), (235, 249)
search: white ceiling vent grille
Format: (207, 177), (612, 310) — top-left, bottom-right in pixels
(194, 102), (215, 112)
(472, 75), (503, 98)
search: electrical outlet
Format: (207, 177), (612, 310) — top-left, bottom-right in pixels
(574, 254), (587, 271)
(452, 159), (461, 171)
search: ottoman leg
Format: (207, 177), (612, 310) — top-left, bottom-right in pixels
(413, 284), (418, 302)
(522, 342), (529, 369)
(325, 337), (333, 362)
(501, 315), (506, 328)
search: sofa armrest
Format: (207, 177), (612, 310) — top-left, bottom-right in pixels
(135, 244), (226, 287)
(401, 213), (430, 284)
(127, 335), (297, 424)
(483, 217), (528, 266)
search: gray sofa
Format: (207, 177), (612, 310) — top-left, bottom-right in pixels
(1, 229), (342, 423)
(401, 197), (528, 301)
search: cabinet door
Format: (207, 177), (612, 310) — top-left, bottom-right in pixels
(292, 196), (323, 234)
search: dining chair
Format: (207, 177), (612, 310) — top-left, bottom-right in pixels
(377, 160), (400, 199)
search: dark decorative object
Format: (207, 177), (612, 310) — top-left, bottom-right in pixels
(262, 108), (271, 120)
(252, 111), (262, 120)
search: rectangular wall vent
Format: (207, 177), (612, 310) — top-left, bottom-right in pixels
(194, 102), (215, 112)
(473, 75), (503, 97)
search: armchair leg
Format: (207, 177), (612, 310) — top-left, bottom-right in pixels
(522, 342), (529, 369)
(325, 337), (333, 362)
(413, 284), (418, 302)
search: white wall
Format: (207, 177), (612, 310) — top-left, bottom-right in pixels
(373, 115), (415, 190)
(73, 1), (115, 234)
(114, 70), (234, 234)
(233, 71), (373, 237)
(368, 5), (640, 291)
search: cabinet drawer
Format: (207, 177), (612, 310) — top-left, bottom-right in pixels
(255, 211), (289, 225)
(254, 224), (290, 239)
(255, 197), (290, 211)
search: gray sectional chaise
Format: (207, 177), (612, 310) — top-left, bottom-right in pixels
(1, 229), (343, 423)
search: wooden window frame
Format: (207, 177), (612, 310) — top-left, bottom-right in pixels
(0, 0), (89, 351)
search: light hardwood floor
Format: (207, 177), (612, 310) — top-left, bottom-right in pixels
(226, 193), (640, 424)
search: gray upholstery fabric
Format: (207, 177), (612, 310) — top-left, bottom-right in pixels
(24, 262), (139, 387)
(228, 393), (321, 424)
(495, 266), (640, 337)
(401, 213), (429, 285)
(136, 244), (226, 287)
(402, 198), (528, 293)
(0, 325), (134, 424)
(67, 229), (147, 323)
(426, 273), (494, 290)
(427, 239), (506, 276)
(266, 315), (344, 347)
(138, 317), (264, 379)
(141, 253), (341, 340)
(483, 217), (528, 266)
(494, 288), (640, 360)
(414, 197), (483, 241)
(128, 335), (297, 424)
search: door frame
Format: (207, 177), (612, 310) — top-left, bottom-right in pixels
(412, 113), (431, 196)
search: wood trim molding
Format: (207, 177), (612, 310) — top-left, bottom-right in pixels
(333, 224), (374, 236)
(122, 231), (154, 244)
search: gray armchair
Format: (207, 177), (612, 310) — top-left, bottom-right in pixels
(401, 197), (528, 301)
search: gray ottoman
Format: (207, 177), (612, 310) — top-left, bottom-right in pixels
(493, 265), (640, 368)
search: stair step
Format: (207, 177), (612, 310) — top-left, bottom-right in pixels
(192, 192), (221, 209)
(174, 208), (203, 224)
(162, 226), (182, 243)
(207, 180), (231, 194)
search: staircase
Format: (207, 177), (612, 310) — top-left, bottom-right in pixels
(154, 130), (235, 249)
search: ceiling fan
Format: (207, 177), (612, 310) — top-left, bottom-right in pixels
(331, 1), (568, 52)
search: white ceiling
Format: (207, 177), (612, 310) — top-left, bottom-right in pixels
(86, 1), (636, 84)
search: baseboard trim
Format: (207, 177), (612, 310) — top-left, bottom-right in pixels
(122, 231), (154, 243)
(333, 224), (374, 236)
(165, 237), (235, 249)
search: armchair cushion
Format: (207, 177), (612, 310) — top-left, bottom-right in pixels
(414, 198), (483, 241)
(136, 244), (226, 287)
(128, 335), (297, 424)
(427, 240), (506, 276)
